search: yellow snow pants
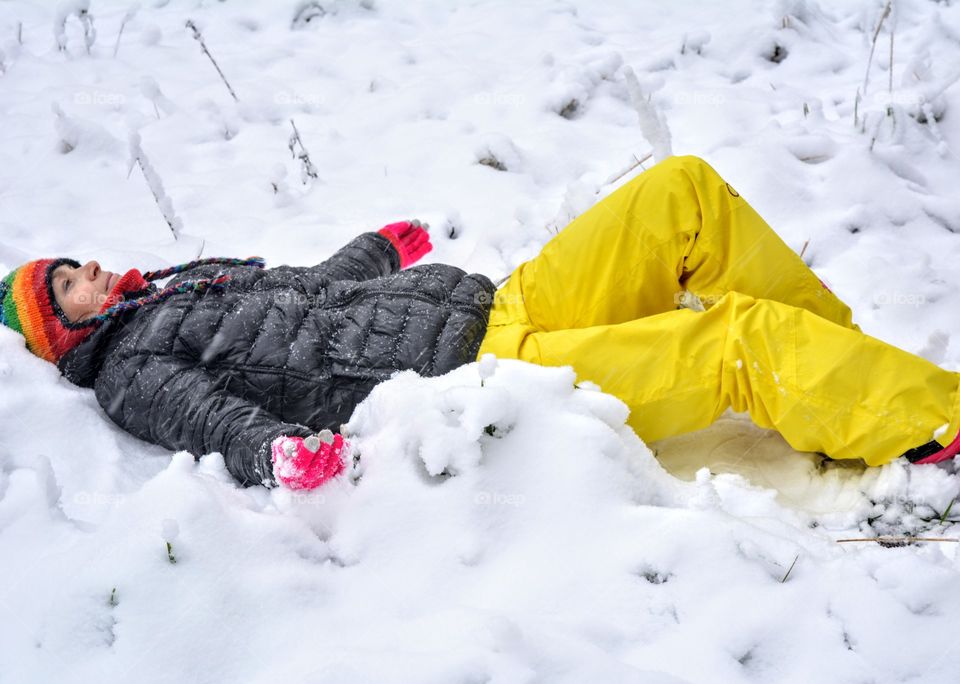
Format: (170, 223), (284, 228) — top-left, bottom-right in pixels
(477, 155), (960, 466)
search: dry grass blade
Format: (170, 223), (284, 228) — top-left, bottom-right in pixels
(837, 536), (958, 544)
(862, 0), (892, 97)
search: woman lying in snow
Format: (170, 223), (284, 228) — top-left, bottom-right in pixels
(2, 155), (959, 491)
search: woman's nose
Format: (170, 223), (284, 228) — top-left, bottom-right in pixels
(86, 261), (100, 279)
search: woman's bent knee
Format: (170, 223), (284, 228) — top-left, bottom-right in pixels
(632, 154), (719, 192)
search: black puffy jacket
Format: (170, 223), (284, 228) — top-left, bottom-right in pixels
(58, 233), (496, 486)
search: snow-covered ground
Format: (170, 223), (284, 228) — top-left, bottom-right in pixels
(2, 0), (960, 681)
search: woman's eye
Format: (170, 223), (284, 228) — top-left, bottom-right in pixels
(64, 280), (71, 292)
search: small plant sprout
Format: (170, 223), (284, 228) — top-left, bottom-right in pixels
(161, 518), (179, 564)
(475, 134), (521, 173)
(54, 0), (97, 54)
(270, 163), (288, 194)
(780, 554), (799, 583)
(108, 586), (118, 606)
(268, 163), (296, 207)
(939, 497), (956, 525)
(680, 30), (710, 56)
(51, 102), (80, 153)
(441, 210), (462, 240)
(185, 19), (238, 102)
(478, 353), (498, 387)
(141, 77), (161, 118)
(139, 76), (174, 118)
(288, 119), (319, 184)
(113, 3), (140, 58)
(854, 88), (862, 130)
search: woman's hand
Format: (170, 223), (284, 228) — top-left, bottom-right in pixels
(378, 219), (433, 269)
(271, 430), (348, 490)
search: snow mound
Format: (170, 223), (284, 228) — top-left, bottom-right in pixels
(4, 359), (960, 681)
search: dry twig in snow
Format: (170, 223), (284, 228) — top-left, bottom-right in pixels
(185, 19), (238, 101)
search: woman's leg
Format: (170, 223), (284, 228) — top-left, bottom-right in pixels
(494, 154), (857, 333)
(486, 292), (960, 466)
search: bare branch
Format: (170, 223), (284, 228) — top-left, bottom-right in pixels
(185, 19), (238, 101)
(862, 0), (892, 97)
(288, 119), (319, 184)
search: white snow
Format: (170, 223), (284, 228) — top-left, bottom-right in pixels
(478, 352), (498, 383)
(2, 0), (960, 681)
(127, 131), (184, 239)
(53, 0), (95, 54)
(623, 65), (674, 162)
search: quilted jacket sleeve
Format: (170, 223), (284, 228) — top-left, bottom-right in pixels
(94, 353), (313, 487)
(311, 231), (401, 281)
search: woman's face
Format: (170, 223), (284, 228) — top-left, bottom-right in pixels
(51, 260), (120, 323)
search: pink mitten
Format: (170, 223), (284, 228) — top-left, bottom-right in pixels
(271, 430), (348, 490)
(378, 219), (433, 268)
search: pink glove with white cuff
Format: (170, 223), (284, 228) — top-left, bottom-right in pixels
(378, 219), (432, 268)
(271, 430), (349, 490)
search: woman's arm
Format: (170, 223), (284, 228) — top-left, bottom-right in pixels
(307, 221), (432, 281)
(94, 353), (313, 487)
(259, 223), (430, 292)
(311, 231), (401, 281)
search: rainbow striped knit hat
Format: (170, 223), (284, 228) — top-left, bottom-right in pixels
(0, 258), (99, 364)
(1, 256), (266, 365)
